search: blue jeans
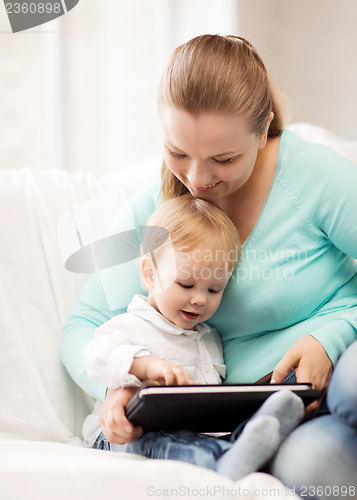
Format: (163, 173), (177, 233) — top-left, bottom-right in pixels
(93, 372), (319, 469)
(110, 430), (232, 471)
(268, 340), (357, 500)
(94, 342), (357, 498)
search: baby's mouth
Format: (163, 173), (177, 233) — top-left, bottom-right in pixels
(181, 310), (200, 320)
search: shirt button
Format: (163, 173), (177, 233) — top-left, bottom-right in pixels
(203, 364), (211, 373)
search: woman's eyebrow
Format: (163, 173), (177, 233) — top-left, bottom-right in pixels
(213, 150), (241, 158)
(166, 142), (241, 158)
(166, 142), (186, 153)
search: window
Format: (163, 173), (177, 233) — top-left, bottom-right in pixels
(0, 0), (238, 173)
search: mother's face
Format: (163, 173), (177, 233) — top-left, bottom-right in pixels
(161, 106), (268, 203)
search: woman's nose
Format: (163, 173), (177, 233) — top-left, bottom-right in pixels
(187, 161), (211, 188)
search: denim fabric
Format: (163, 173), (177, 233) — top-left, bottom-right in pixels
(268, 341), (357, 500)
(108, 374), (305, 467)
(98, 370), (312, 468)
(111, 430), (231, 471)
(327, 340), (357, 427)
(93, 431), (110, 450)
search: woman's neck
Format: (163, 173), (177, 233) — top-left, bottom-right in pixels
(219, 136), (281, 244)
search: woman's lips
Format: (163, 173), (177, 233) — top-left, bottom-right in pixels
(194, 181), (222, 192)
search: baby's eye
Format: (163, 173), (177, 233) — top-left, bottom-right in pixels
(177, 282), (193, 289)
(208, 289), (220, 294)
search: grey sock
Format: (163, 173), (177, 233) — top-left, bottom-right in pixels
(216, 415), (280, 481)
(252, 389), (305, 440)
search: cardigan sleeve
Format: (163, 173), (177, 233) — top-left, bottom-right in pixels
(292, 144), (357, 363)
(60, 182), (160, 401)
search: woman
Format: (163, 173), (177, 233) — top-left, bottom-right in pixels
(61, 35), (357, 498)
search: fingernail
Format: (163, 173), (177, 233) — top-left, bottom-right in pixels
(270, 378), (277, 384)
(124, 423), (133, 433)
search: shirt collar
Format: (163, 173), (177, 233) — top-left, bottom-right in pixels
(128, 294), (210, 336)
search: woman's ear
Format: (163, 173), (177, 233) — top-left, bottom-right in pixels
(140, 255), (155, 290)
(258, 111), (274, 149)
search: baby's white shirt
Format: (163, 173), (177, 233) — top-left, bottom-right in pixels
(85, 294), (226, 388)
(82, 295), (226, 446)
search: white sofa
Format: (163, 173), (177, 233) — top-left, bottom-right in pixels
(0, 124), (356, 500)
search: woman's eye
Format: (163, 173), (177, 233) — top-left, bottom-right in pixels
(213, 157), (234, 165)
(169, 151), (187, 159)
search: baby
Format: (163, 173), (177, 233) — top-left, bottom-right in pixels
(84, 194), (304, 480)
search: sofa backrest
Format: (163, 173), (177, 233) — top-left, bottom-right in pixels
(0, 163), (160, 444)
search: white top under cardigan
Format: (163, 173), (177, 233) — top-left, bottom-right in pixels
(82, 294), (225, 446)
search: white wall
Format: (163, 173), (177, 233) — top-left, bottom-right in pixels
(0, 0), (238, 173)
(0, 0), (356, 174)
(237, 0), (357, 140)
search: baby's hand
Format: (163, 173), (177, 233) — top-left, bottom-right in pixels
(145, 355), (194, 386)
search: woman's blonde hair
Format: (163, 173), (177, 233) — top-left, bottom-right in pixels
(158, 34), (288, 200)
(142, 194), (240, 273)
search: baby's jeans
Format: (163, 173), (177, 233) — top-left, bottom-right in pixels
(110, 430), (232, 471)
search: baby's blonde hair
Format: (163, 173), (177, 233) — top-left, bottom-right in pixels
(158, 34), (288, 200)
(142, 194), (240, 273)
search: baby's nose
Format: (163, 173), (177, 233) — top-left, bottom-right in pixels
(190, 293), (206, 306)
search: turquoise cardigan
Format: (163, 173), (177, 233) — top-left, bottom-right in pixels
(61, 130), (357, 401)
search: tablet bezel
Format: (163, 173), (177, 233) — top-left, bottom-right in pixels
(125, 384), (320, 433)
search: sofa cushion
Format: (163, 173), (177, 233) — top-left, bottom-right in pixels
(0, 165), (160, 443)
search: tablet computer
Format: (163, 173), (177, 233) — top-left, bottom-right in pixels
(125, 384), (320, 433)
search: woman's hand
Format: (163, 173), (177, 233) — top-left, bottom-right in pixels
(271, 335), (333, 417)
(99, 387), (143, 445)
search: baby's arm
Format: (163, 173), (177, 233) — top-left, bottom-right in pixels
(84, 312), (194, 388)
(130, 355), (194, 386)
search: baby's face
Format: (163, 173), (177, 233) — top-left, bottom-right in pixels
(148, 246), (232, 329)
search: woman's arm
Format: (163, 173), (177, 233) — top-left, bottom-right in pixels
(272, 145), (357, 409)
(60, 182), (161, 401)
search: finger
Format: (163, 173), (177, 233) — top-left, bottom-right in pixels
(101, 405), (140, 444)
(304, 400), (319, 420)
(105, 424), (142, 444)
(271, 351), (299, 384)
(176, 370), (192, 386)
(101, 414), (137, 444)
(173, 367), (195, 386)
(100, 388), (143, 444)
(163, 366), (184, 386)
(183, 371), (194, 385)
(295, 364), (329, 392)
(146, 379), (161, 387)
(162, 370), (176, 386)
(294, 364), (314, 385)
